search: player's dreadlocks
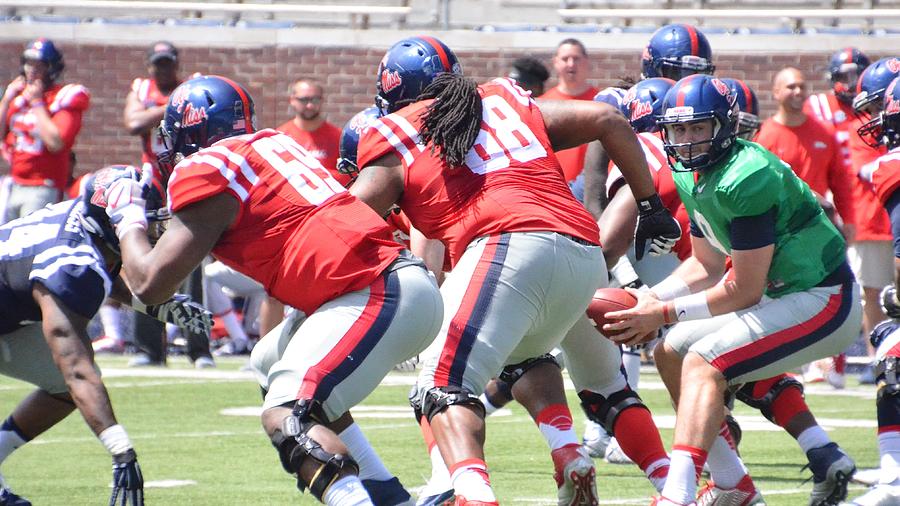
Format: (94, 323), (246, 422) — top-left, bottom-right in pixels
(417, 73), (483, 167)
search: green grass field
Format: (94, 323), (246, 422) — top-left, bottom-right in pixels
(0, 355), (880, 505)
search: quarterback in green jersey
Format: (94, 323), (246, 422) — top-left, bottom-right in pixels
(604, 75), (862, 506)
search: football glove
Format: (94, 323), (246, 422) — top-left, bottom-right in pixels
(634, 194), (682, 261)
(881, 285), (900, 319)
(104, 177), (148, 239)
(109, 449), (144, 506)
(133, 294), (213, 337)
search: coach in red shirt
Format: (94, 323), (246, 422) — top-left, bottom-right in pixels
(756, 67), (857, 238)
(276, 79), (347, 186)
(540, 39), (598, 184)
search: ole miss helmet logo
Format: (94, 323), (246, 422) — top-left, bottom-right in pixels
(888, 58), (900, 74)
(381, 69), (402, 94)
(711, 78), (730, 97)
(182, 102), (208, 128)
(630, 100), (654, 122)
(170, 84), (191, 113)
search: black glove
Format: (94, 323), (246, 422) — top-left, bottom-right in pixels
(138, 293), (213, 337)
(109, 449), (144, 506)
(634, 194), (682, 261)
(881, 285), (900, 319)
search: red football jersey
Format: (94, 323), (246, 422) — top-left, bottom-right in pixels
(276, 119), (348, 187)
(167, 129), (403, 314)
(539, 84), (599, 182)
(861, 146), (900, 207)
(848, 115), (892, 241)
(4, 83), (89, 190)
(804, 92), (855, 171)
(357, 78), (600, 266)
(607, 132), (691, 260)
(130, 77), (176, 168)
(755, 116), (856, 226)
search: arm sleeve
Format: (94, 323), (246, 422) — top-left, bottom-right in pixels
(729, 208), (776, 250)
(689, 218), (705, 238)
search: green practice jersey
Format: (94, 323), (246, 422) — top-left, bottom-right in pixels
(671, 139), (846, 298)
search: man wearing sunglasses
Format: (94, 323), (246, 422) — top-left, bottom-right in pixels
(277, 79), (347, 185)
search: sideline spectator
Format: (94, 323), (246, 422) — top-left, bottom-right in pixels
(276, 79), (346, 185)
(0, 38), (89, 222)
(540, 39), (598, 192)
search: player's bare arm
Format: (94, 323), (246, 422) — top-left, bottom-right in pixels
(123, 90), (165, 136)
(119, 192), (237, 305)
(33, 283), (119, 435)
(539, 98), (656, 200)
(410, 225), (445, 285)
(597, 185), (639, 266)
(581, 140), (609, 218)
(349, 152), (405, 217)
(26, 82), (64, 153)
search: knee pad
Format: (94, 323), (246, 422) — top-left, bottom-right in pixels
(422, 386), (485, 421)
(271, 399), (359, 501)
(735, 376), (804, 424)
(497, 353), (560, 387)
(578, 388), (646, 434)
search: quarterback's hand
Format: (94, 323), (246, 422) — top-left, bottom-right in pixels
(881, 285), (900, 319)
(139, 294), (213, 337)
(109, 449), (144, 506)
(2, 76), (25, 102)
(104, 178), (148, 239)
(634, 194), (682, 261)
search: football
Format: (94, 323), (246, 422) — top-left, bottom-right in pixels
(586, 288), (638, 336)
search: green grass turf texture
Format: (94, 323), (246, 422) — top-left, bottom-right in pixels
(0, 355), (879, 505)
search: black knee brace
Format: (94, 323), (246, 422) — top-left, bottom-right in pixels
(579, 388), (646, 434)
(498, 353), (560, 386)
(409, 384), (424, 422)
(271, 399), (359, 502)
(735, 376), (804, 424)
(422, 385), (485, 421)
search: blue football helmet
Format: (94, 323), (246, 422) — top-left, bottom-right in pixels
(592, 86), (628, 117)
(622, 78), (675, 134)
(720, 78), (760, 140)
(337, 106), (382, 181)
(641, 24), (715, 80)
(21, 38), (65, 82)
(858, 76), (900, 150)
(375, 36), (462, 115)
(853, 57), (900, 117)
(156, 75), (257, 185)
(828, 47), (870, 104)
(80, 165), (168, 254)
(657, 75), (739, 172)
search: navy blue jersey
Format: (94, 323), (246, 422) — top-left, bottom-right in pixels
(0, 200), (111, 333)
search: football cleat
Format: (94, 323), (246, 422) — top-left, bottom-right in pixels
(843, 482), (900, 505)
(362, 477), (415, 506)
(604, 437), (634, 465)
(696, 475), (764, 506)
(650, 496), (696, 506)
(451, 496), (498, 506)
(92, 335), (125, 354)
(0, 485), (30, 506)
(552, 445), (599, 506)
(416, 489), (455, 506)
(806, 443), (856, 506)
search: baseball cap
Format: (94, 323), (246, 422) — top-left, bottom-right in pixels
(147, 41), (178, 64)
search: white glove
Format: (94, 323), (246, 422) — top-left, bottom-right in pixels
(104, 178), (147, 239)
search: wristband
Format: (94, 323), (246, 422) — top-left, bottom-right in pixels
(99, 424), (134, 456)
(662, 301), (674, 325)
(650, 276), (691, 301)
(672, 292), (712, 322)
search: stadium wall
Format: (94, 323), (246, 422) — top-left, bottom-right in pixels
(0, 24), (893, 172)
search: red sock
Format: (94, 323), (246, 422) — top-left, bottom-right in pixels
(418, 415), (437, 453)
(612, 406), (669, 471)
(535, 404), (578, 450)
(673, 444), (708, 482)
(833, 354), (846, 374)
(754, 375), (808, 428)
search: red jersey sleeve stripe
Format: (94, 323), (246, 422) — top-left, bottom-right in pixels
(374, 116), (423, 166)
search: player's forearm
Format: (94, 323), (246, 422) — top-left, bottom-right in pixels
(118, 229), (180, 305)
(31, 107), (64, 152)
(124, 104), (165, 136)
(580, 141), (608, 218)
